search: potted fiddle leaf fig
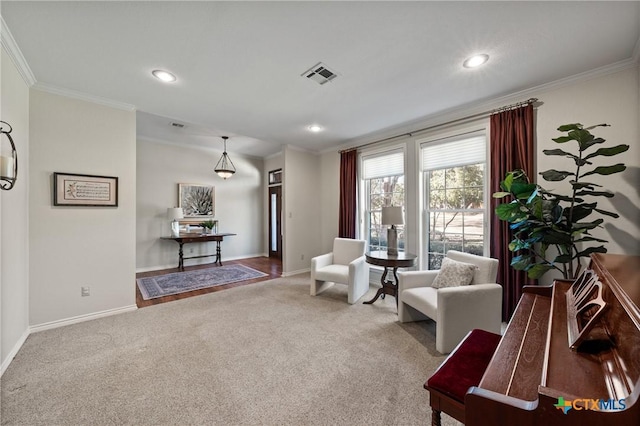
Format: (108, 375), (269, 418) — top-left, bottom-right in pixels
(493, 123), (628, 280)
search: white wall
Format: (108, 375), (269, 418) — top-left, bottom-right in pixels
(136, 138), (264, 271)
(317, 65), (640, 281)
(1, 46), (30, 372)
(536, 67), (640, 260)
(283, 146), (321, 275)
(29, 89), (137, 327)
(319, 150), (339, 254)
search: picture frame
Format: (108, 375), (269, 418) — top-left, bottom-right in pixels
(178, 183), (215, 219)
(53, 172), (118, 207)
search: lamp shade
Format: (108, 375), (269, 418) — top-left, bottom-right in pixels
(167, 207), (184, 221)
(381, 206), (403, 225)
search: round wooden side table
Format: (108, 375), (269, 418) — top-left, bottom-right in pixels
(364, 250), (417, 306)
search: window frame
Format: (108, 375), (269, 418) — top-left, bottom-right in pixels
(359, 146), (406, 254)
(419, 130), (489, 269)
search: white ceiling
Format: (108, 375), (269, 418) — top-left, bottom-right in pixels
(2, 1), (639, 158)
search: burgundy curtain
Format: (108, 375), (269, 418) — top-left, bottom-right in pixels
(339, 149), (357, 238)
(490, 104), (535, 321)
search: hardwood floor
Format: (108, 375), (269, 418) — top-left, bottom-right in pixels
(135, 256), (283, 308)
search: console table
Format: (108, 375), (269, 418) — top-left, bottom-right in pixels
(161, 233), (236, 271)
(364, 250), (417, 306)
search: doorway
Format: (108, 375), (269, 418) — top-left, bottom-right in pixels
(269, 186), (282, 259)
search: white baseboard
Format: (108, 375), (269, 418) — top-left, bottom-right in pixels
(1, 328), (30, 377)
(135, 253), (269, 273)
(30, 305), (138, 334)
(281, 268), (310, 277)
(2, 305), (138, 377)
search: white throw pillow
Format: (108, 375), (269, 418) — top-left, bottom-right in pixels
(431, 257), (478, 289)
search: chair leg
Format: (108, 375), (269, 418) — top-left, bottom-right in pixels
(431, 409), (441, 426)
(310, 280), (333, 296)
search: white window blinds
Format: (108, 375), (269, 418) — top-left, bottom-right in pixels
(421, 134), (485, 171)
(362, 150), (404, 179)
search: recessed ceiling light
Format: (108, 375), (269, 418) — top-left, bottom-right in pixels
(308, 124), (323, 133)
(463, 54), (489, 68)
(152, 69), (176, 82)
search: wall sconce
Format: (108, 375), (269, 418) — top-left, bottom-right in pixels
(214, 136), (236, 179)
(0, 121), (18, 191)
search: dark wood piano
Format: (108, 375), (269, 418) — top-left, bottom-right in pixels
(466, 253), (640, 425)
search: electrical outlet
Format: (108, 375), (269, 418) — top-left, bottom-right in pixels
(301, 254), (305, 260)
(190, 248), (194, 253)
(81, 286), (90, 297)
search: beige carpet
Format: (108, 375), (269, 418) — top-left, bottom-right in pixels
(1, 274), (462, 426)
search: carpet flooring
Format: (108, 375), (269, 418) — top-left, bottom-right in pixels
(1, 274), (462, 426)
(136, 264), (268, 300)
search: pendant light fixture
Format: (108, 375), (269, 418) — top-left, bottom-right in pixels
(214, 136), (236, 179)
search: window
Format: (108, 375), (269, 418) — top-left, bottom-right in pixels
(268, 169), (282, 185)
(422, 133), (486, 269)
(361, 149), (405, 253)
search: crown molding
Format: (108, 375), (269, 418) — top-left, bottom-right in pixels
(137, 135), (220, 153)
(284, 143), (318, 155)
(265, 150), (283, 160)
(137, 135), (266, 161)
(33, 82), (136, 112)
(1, 16), (36, 86)
(341, 56), (640, 150)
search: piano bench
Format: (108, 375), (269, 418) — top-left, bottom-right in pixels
(424, 329), (501, 426)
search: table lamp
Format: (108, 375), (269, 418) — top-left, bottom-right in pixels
(167, 207), (184, 236)
(382, 206), (403, 256)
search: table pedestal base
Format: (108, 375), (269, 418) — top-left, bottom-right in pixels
(364, 267), (399, 305)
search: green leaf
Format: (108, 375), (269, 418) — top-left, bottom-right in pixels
(584, 123), (610, 131)
(492, 191), (511, 198)
(543, 148), (578, 158)
(512, 183), (537, 199)
(583, 144), (629, 160)
(575, 246), (608, 258)
(544, 192), (581, 203)
(573, 218), (605, 231)
(580, 163), (626, 178)
(594, 208), (619, 218)
(540, 170), (575, 181)
(575, 190), (614, 198)
(581, 137), (606, 151)
(570, 181), (601, 189)
(552, 136), (574, 143)
(526, 187), (540, 204)
(526, 264), (553, 279)
(511, 255), (531, 270)
(565, 203), (597, 222)
(500, 173), (514, 192)
(557, 123), (582, 132)
(541, 230), (572, 245)
(495, 203), (520, 220)
(568, 129), (594, 150)
(554, 254), (572, 263)
(574, 236), (608, 243)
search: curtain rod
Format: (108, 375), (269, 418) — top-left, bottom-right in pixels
(340, 97), (539, 153)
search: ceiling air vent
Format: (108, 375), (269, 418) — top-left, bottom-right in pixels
(170, 122), (185, 128)
(302, 62), (338, 85)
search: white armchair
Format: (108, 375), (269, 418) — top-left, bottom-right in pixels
(398, 250), (502, 353)
(310, 238), (369, 304)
